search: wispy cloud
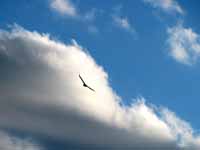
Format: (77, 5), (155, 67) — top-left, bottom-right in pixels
(0, 25), (200, 149)
(167, 23), (200, 65)
(50, 0), (77, 17)
(111, 5), (135, 34)
(50, 0), (99, 34)
(50, 0), (98, 22)
(143, 0), (184, 15)
(87, 25), (99, 34)
(83, 8), (97, 22)
(112, 15), (135, 33)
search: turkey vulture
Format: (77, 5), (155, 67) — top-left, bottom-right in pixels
(79, 74), (95, 92)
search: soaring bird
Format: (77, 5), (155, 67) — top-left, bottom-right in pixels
(79, 74), (95, 92)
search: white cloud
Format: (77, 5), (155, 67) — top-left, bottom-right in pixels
(50, 0), (98, 21)
(0, 130), (42, 150)
(143, 0), (184, 14)
(167, 24), (200, 65)
(50, 0), (77, 17)
(161, 108), (200, 149)
(111, 5), (135, 34)
(0, 25), (200, 149)
(112, 15), (135, 33)
(50, 0), (99, 34)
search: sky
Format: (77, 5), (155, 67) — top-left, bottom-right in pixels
(0, 0), (200, 149)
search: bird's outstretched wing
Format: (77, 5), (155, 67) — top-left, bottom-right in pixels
(86, 85), (95, 92)
(79, 74), (95, 92)
(79, 74), (86, 85)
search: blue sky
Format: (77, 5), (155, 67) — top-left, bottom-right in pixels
(1, 0), (200, 149)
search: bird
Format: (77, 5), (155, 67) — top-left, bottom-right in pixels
(79, 74), (95, 92)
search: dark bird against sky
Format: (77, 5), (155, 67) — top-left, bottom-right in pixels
(79, 74), (95, 92)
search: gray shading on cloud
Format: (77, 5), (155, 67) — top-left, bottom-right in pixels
(0, 25), (200, 149)
(0, 130), (43, 150)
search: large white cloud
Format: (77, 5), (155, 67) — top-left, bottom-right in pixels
(167, 24), (200, 65)
(0, 25), (200, 149)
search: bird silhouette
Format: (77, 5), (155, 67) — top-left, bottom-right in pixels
(79, 74), (95, 92)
